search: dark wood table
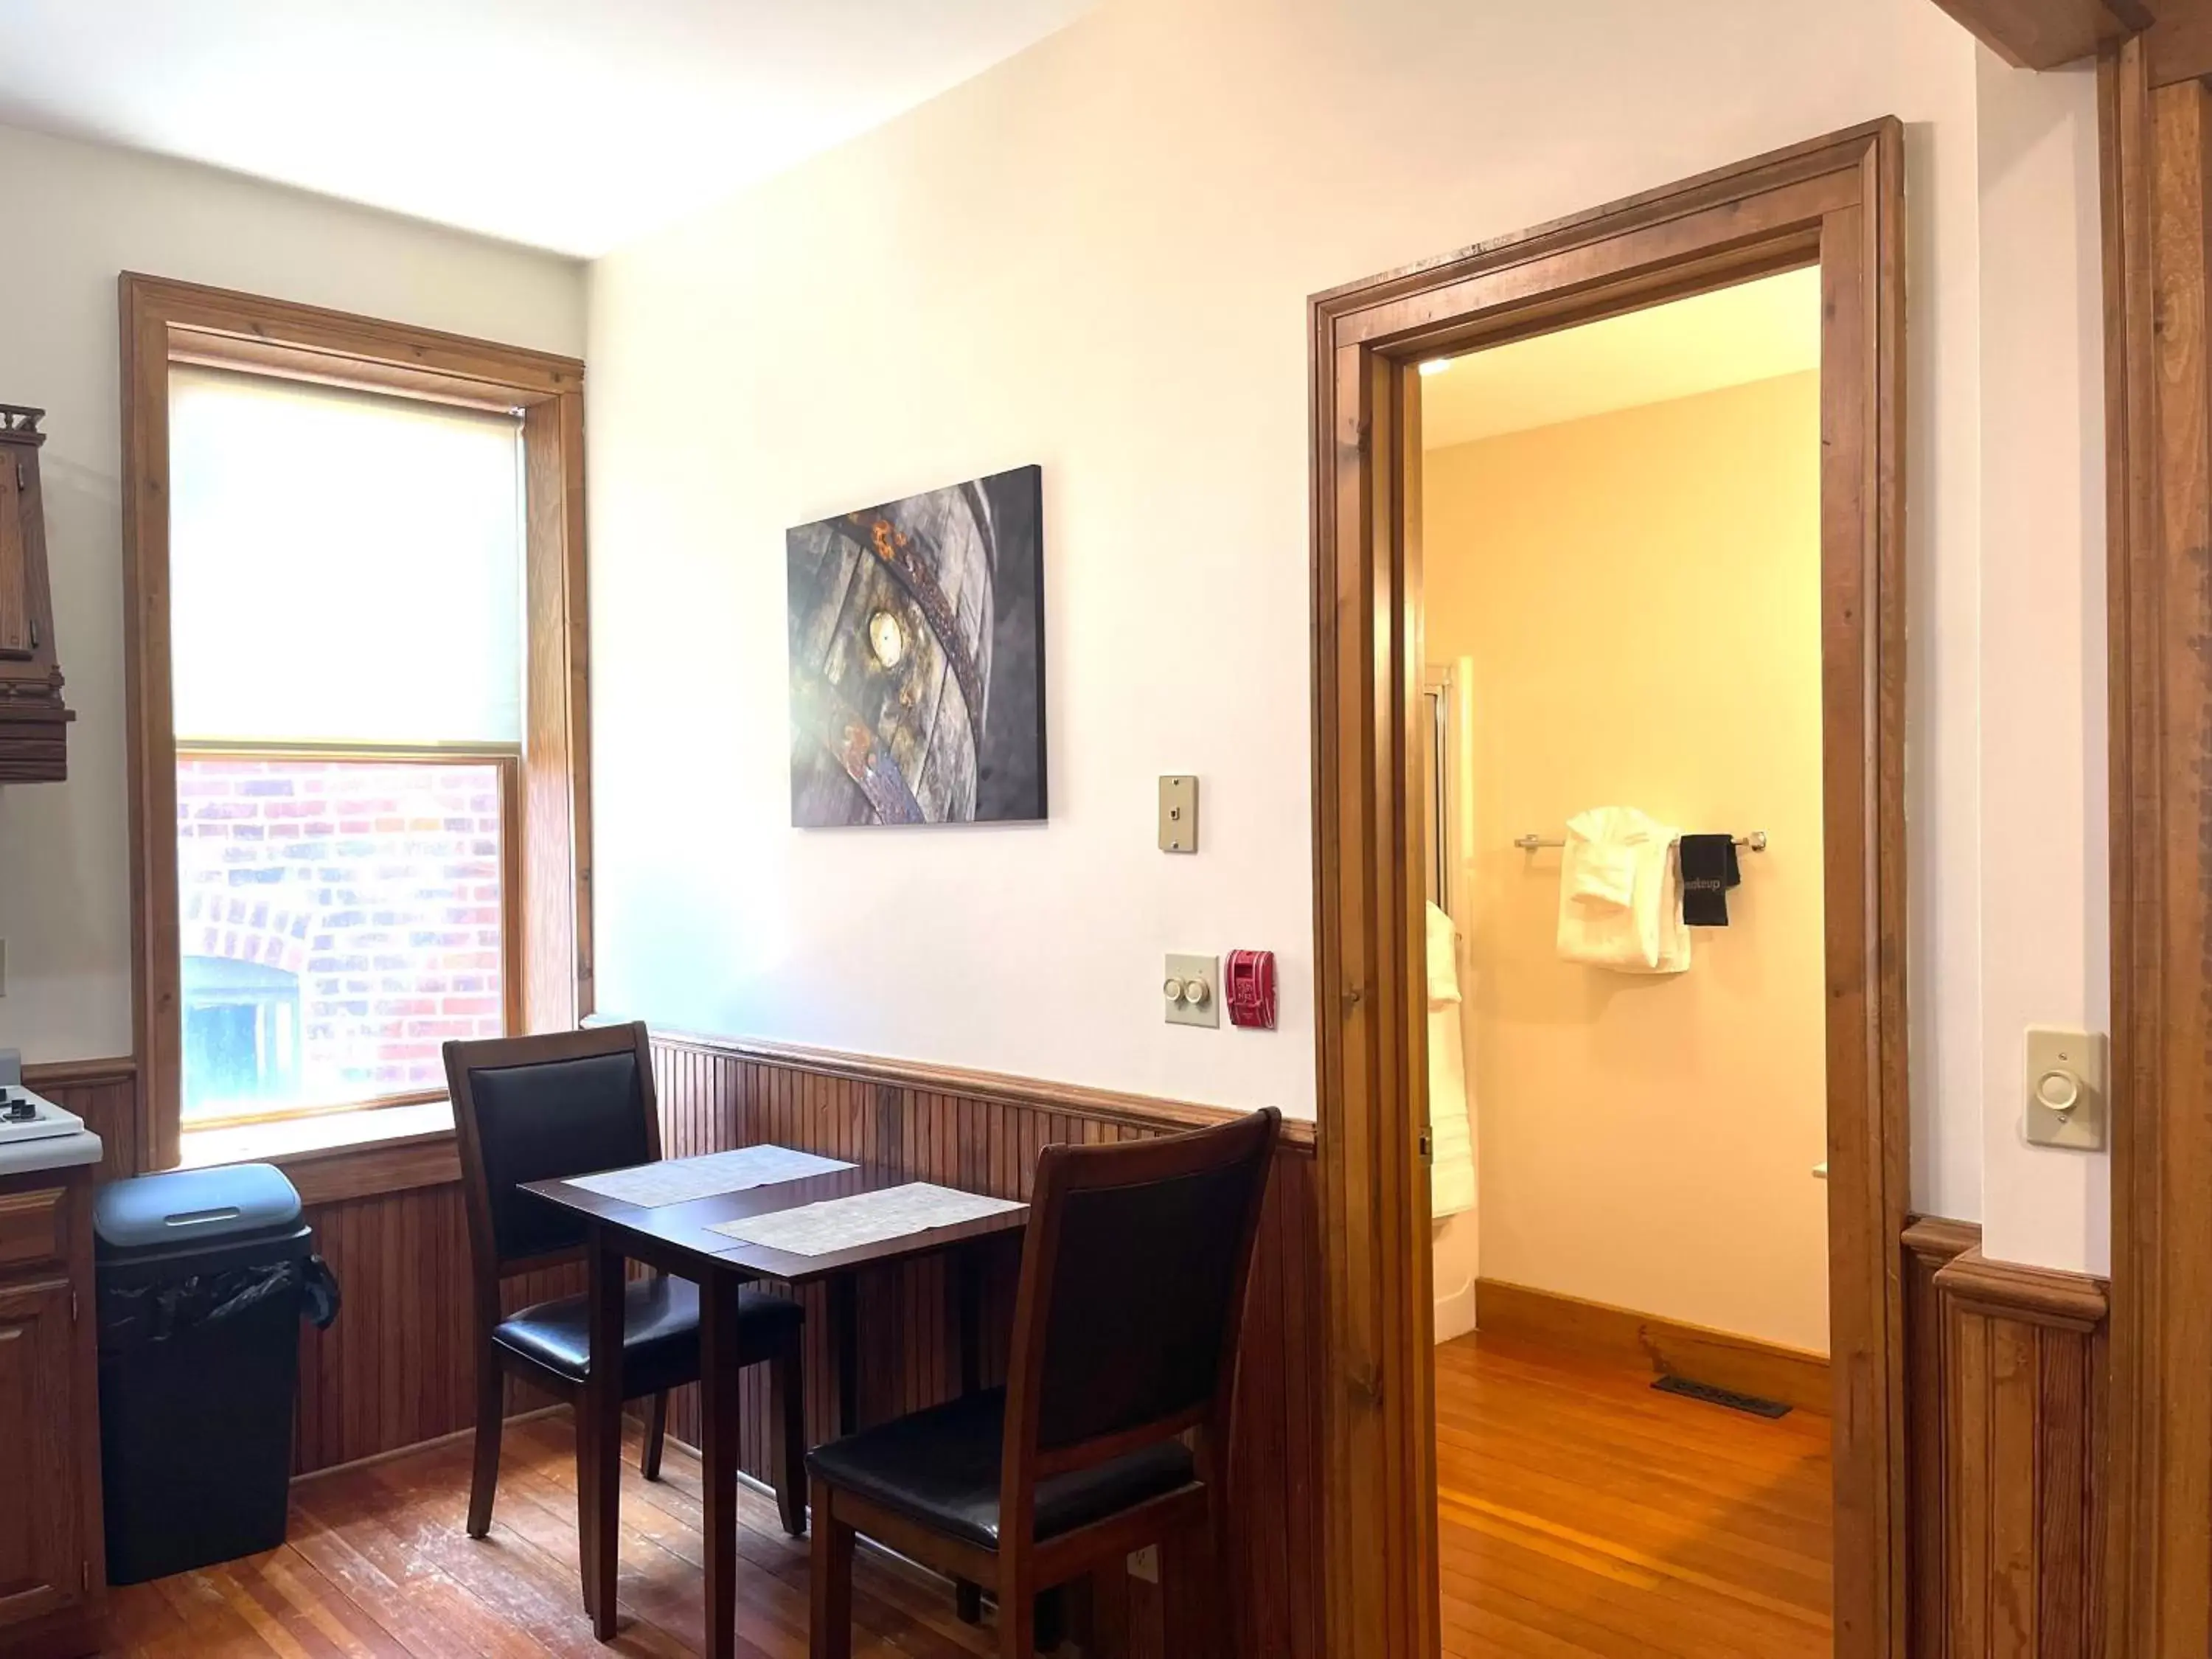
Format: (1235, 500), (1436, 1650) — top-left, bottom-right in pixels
(524, 1155), (1029, 1657)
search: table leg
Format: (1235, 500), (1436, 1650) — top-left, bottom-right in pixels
(699, 1271), (742, 1659)
(581, 1224), (625, 1641)
(956, 1242), (985, 1624)
(830, 1273), (860, 1436)
(957, 1242), (984, 1397)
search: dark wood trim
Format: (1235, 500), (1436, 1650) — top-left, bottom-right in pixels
(1934, 1249), (2111, 1332)
(2146, 4), (2212, 84)
(645, 1027), (1319, 1152)
(1921, 0), (2142, 70)
(18, 1057), (135, 1094)
(119, 275), (593, 1174)
(2099, 38), (2212, 1659)
(1472, 1279), (1832, 1416)
(1936, 1248), (2110, 1659)
(1903, 1217), (1980, 1659)
(1308, 120), (1908, 1659)
(249, 1127), (460, 1207)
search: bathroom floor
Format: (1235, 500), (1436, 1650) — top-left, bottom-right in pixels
(1434, 1329), (1833, 1658)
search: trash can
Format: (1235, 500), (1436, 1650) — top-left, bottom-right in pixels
(94, 1163), (340, 1585)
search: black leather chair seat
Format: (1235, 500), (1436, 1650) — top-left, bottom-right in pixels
(804, 1388), (1197, 1551)
(493, 1277), (801, 1399)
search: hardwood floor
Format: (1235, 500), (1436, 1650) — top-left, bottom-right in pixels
(98, 1413), (997, 1658)
(1434, 1329), (1834, 1658)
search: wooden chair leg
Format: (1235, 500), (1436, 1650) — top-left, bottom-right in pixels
(771, 1331), (808, 1537)
(465, 1347), (504, 1540)
(1161, 1516), (1227, 1659)
(956, 1580), (984, 1623)
(996, 1576), (1038, 1659)
(640, 1391), (668, 1482)
(808, 1478), (855, 1659)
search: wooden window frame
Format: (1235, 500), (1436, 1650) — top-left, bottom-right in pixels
(1306, 122), (1907, 1658)
(120, 274), (593, 1174)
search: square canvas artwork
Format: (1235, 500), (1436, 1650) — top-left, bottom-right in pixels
(786, 465), (1046, 827)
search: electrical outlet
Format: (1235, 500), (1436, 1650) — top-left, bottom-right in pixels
(1127, 1545), (1160, 1584)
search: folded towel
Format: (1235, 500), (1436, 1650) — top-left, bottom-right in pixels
(1679, 833), (1741, 926)
(1557, 806), (1690, 974)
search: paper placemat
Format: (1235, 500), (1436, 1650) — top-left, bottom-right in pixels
(708, 1181), (1023, 1257)
(566, 1145), (854, 1208)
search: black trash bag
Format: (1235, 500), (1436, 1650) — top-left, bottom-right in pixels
(302, 1253), (341, 1329)
(99, 1259), (323, 1349)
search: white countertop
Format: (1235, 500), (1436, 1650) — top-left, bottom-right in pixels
(0, 1129), (102, 1177)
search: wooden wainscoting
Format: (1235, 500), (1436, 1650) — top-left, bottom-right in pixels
(644, 1032), (1326, 1659)
(24, 1057), (140, 1181)
(1903, 1217), (2110, 1659)
(31, 1048), (2114, 1659)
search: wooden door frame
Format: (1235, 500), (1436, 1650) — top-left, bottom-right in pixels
(1306, 120), (1908, 1659)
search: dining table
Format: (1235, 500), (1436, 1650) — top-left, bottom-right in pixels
(524, 1150), (1032, 1658)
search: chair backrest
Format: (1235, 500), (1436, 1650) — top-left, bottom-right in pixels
(444, 1023), (663, 1281)
(1000, 1107), (1281, 1505)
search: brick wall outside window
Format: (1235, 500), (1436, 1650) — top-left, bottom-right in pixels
(177, 757), (507, 1106)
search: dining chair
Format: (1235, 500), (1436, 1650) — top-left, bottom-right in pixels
(445, 1023), (810, 1562)
(804, 1105), (1281, 1659)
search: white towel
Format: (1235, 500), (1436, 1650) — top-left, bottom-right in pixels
(1425, 902), (1475, 1217)
(1426, 898), (1461, 1006)
(1556, 807), (1690, 974)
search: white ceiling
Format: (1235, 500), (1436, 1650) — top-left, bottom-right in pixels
(0, 0), (1092, 257)
(1421, 267), (1823, 450)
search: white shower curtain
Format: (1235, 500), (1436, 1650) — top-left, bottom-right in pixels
(1426, 901), (1476, 1217)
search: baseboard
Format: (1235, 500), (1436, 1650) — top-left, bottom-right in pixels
(1473, 1279), (1832, 1415)
(1433, 1276), (1477, 1343)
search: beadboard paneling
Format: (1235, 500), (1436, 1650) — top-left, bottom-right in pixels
(1935, 1245), (2109, 1659)
(24, 1057), (140, 1181)
(644, 1032), (1325, 1659)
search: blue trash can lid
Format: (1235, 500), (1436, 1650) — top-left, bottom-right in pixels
(94, 1163), (305, 1256)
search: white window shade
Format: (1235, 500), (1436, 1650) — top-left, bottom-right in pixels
(169, 366), (524, 746)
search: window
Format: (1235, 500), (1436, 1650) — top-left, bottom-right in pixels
(124, 277), (591, 1161)
(167, 372), (524, 1125)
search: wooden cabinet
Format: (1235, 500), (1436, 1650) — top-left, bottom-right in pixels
(0, 406), (72, 784)
(0, 1168), (102, 1655)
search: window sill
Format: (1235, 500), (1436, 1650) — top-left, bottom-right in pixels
(177, 1100), (460, 1206)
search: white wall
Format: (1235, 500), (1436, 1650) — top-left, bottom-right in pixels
(1973, 52), (2111, 1276)
(0, 121), (585, 1064)
(586, 0), (1994, 1195)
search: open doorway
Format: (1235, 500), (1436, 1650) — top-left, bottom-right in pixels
(1416, 268), (1833, 1655)
(1304, 122), (1908, 1659)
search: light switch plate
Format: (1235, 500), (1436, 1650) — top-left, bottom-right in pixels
(2025, 1026), (2106, 1150)
(1164, 953), (1219, 1028)
(1159, 776), (1199, 853)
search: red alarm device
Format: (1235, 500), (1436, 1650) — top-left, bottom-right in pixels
(1224, 950), (1277, 1030)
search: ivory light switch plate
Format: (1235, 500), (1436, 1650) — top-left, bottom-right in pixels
(1159, 776), (1198, 852)
(1164, 953), (1219, 1028)
(2025, 1026), (2106, 1150)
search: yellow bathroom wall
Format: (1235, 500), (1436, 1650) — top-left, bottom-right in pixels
(1423, 369), (1829, 1354)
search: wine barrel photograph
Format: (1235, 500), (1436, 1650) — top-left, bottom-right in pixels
(785, 464), (1045, 826)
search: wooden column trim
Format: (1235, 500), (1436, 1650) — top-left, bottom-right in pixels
(2101, 40), (2212, 1659)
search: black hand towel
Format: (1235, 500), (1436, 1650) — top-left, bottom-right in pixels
(1678, 834), (1740, 926)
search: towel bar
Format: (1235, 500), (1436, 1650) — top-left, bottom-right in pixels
(1512, 829), (1769, 853)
